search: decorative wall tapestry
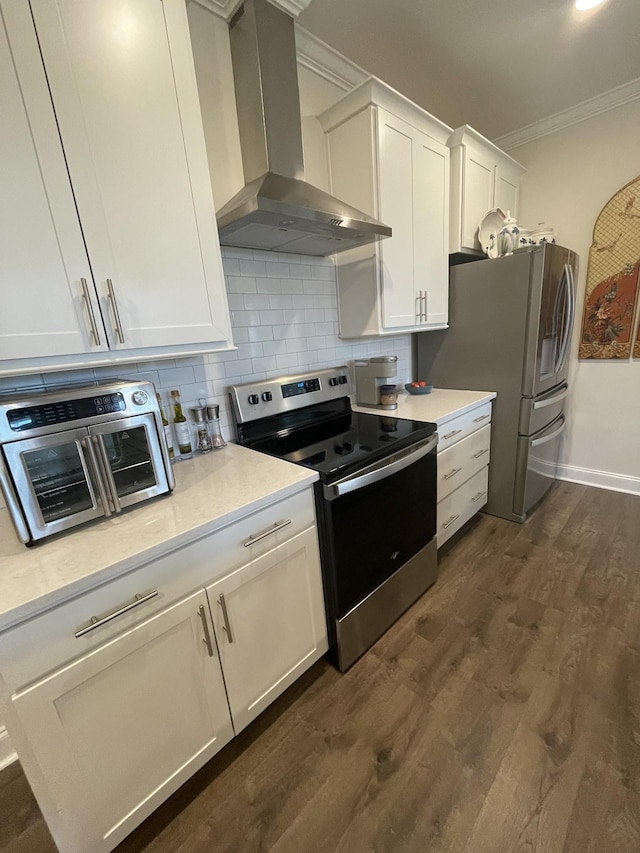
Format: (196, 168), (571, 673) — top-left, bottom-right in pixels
(579, 174), (640, 359)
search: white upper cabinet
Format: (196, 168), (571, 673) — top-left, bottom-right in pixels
(320, 78), (451, 337)
(448, 125), (525, 255)
(0, 0), (232, 374)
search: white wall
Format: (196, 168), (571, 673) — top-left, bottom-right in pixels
(513, 99), (640, 493)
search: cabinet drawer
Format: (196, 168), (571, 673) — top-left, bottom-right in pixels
(437, 466), (488, 547)
(437, 424), (491, 502)
(437, 402), (492, 452)
(0, 488), (316, 692)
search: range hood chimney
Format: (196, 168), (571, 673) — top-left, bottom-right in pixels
(216, 0), (391, 257)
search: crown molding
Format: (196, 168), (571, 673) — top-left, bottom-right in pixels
(190, 0), (312, 21)
(495, 77), (640, 151)
(295, 25), (368, 92)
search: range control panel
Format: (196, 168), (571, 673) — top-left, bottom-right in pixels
(230, 367), (352, 423)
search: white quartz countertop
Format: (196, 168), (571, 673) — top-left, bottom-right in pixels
(353, 388), (496, 426)
(0, 443), (317, 631)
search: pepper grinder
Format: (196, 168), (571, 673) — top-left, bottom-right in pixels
(189, 406), (213, 453)
(206, 404), (226, 449)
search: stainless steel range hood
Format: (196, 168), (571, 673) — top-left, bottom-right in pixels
(216, 0), (391, 257)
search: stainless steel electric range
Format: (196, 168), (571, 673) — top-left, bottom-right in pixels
(230, 366), (438, 671)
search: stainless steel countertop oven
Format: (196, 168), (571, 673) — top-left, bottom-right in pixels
(0, 379), (174, 545)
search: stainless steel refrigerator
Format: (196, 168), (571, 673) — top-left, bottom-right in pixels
(416, 242), (578, 522)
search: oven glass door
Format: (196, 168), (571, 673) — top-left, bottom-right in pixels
(323, 443), (437, 619)
(3, 427), (106, 540)
(89, 413), (168, 511)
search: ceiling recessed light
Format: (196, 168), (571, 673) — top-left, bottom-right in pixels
(575, 0), (608, 10)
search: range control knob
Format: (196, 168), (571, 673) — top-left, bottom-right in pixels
(328, 377), (339, 387)
(131, 390), (149, 406)
(248, 394), (260, 405)
(338, 375), (348, 384)
(261, 391), (273, 402)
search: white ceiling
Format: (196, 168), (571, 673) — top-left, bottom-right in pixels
(297, 0), (640, 142)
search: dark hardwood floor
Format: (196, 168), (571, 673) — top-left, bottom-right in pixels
(2, 481), (640, 852)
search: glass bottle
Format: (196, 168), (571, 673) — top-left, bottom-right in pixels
(170, 389), (192, 458)
(190, 406), (213, 453)
(206, 404), (226, 449)
(156, 393), (175, 463)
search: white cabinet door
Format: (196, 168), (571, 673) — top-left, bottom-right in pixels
(494, 162), (521, 221)
(461, 142), (496, 251)
(322, 79), (450, 338)
(10, 589), (234, 853)
(413, 131), (449, 327)
(449, 126), (525, 254)
(24, 0), (231, 351)
(377, 107), (449, 330)
(206, 527), (328, 733)
(0, 5), (105, 360)
(378, 110), (417, 329)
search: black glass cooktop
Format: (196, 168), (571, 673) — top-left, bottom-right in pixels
(238, 398), (436, 484)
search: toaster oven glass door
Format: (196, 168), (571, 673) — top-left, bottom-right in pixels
(88, 413), (169, 512)
(2, 427), (107, 540)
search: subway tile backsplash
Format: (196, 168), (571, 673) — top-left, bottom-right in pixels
(0, 248), (412, 445)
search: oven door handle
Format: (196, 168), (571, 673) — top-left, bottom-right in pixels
(323, 434), (438, 500)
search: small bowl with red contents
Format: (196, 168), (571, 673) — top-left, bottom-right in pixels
(404, 381), (433, 395)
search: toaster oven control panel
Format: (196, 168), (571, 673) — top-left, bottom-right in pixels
(7, 393), (126, 432)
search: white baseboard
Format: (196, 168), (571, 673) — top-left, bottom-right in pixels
(557, 464), (640, 497)
(0, 726), (17, 772)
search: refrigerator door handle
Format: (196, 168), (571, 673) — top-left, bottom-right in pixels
(555, 264), (575, 374)
(532, 384), (569, 409)
(531, 417), (566, 447)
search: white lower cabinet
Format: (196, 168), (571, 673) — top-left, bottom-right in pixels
(207, 527), (327, 733)
(437, 403), (493, 546)
(9, 589), (234, 853)
(0, 487), (328, 853)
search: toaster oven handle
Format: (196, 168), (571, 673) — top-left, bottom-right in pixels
(81, 437), (113, 517)
(0, 455), (31, 544)
(92, 434), (122, 513)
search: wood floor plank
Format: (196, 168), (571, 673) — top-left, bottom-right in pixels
(1, 482), (639, 853)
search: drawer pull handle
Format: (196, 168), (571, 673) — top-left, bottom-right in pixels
(243, 518), (292, 547)
(473, 414), (490, 423)
(218, 594), (234, 643)
(443, 467), (462, 480)
(442, 514), (460, 529)
(75, 590), (158, 638)
(473, 448), (489, 458)
(443, 429), (462, 440)
(198, 604), (215, 657)
(472, 491), (486, 503)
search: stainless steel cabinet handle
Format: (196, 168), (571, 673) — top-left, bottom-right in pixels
(443, 467), (462, 480)
(242, 518), (292, 547)
(442, 514), (460, 529)
(217, 594), (234, 643)
(473, 448), (489, 458)
(443, 429), (462, 440)
(473, 413), (490, 423)
(81, 278), (101, 345)
(198, 604), (215, 657)
(422, 290), (428, 322)
(75, 590), (158, 638)
(472, 491), (486, 502)
(106, 278), (125, 344)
